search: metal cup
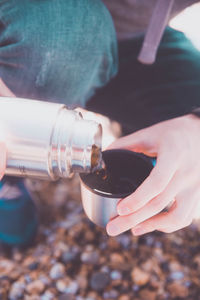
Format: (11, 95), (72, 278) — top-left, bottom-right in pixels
(80, 149), (154, 227)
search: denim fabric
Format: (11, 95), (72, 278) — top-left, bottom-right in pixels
(0, 0), (118, 107)
(0, 177), (38, 246)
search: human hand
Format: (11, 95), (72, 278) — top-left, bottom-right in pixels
(106, 114), (200, 236)
(0, 142), (6, 180)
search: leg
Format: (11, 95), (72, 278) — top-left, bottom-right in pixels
(87, 27), (200, 134)
(0, 0), (118, 106)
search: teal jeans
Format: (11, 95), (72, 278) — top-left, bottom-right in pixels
(0, 0), (118, 107)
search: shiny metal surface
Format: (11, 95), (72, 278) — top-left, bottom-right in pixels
(0, 97), (102, 180)
(81, 182), (119, 227)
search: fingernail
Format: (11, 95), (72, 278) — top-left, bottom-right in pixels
(118, 206), (130, 216)
(107, 223), (120, 236)
(132, 226), (146, 236)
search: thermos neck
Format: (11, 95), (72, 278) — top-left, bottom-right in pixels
(50, 108), (103, 178)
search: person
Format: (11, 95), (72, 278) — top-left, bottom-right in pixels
(0, 0), (200, 246)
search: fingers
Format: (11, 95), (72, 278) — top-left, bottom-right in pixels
(131, 185), (199, 235)
(106, 193), (173, 236)
(106, 170), (182, 236)
(117, 151), (178, 216)
(0, 142), (7, 180)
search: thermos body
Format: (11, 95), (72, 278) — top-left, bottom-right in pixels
(0, 97), (102, 180)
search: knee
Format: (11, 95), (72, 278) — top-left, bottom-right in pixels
(0, 0), (118, 104)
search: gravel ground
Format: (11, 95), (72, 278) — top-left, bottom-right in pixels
(0, 175), (200, 300)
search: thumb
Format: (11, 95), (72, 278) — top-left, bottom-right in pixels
(106, 127), (157, 157)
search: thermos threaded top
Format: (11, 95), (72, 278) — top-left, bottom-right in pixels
(0, 97), (103, 180)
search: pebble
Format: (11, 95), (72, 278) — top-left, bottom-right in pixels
(28, 262), (39, 271)
(103, 289), (119, 299)
(110, 270), (122, 281)
(139, 289), (157, 300)
(26, 280), (45, 294)
(24, 274), (32, 284)
(61, 248), (79, 264)
(9, 281), (25, 300)
(24, 296), (40, 300)
(145, 235), (155, 246)
(58, 294), (75, 300)
(110, 253), (124, 266)
(41, 291), (55, 300)
(0, 260), (14, 275)
(167, 282), (189, 298)
(77, 275), (88, 290)
(90, 272), (110, 291)
(100, 265), (110, 273)
(132, 284), (140, 292)
(49, 263), (65, 279)
(170, 271), (184, 281)
(118, 295), (130, 300)
(56, 279), (79, 294)
(116, 234), (131, 249)
(81, 251), (99, 265)
(131, 267), (150, 286)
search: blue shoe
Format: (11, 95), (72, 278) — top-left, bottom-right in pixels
(0, 177), (38, 247)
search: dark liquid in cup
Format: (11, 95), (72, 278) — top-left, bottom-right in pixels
(89, 166), (137, 196)
(81, 149), (153, 198)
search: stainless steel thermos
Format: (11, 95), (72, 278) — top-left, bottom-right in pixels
(0, 97), (102, 180)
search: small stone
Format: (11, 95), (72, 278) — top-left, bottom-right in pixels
(100, 265), (110, 273)
(26, 280), (45, 294)
(81, 251), (99, 265)
(170, 271), (184, 281)
(59, 295), (75, 300)
(61, 249), (78, 264)
(24, 274), (32, 284)
(56, 278), (79, 294)
(110, 270), (122, 281)
(139, 289), (157, 300)
(118, 295), (130, 300)
(131, 267), (150, 286)
(39, 275), (51, 286)
(0, 260), (14, 275)
(28, 262), (39, 271)
(90, 272), (110, 291)
(77, 275), (88, 290)
(110, 253), (124, 266)
(132, 285), (140, 292)
(24, 296), (40, 300)
(65, 281), (79, 294)
(116, 234), (131, 249)
(41, 291), (55, 300)
(9, 281), (25, 300)
(167, 282), (189, 298)
(145, 235), (155, 246)
(103, 289), (119, 299)
(86, 291), (99, 300)
(49, 263), (65, 279)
